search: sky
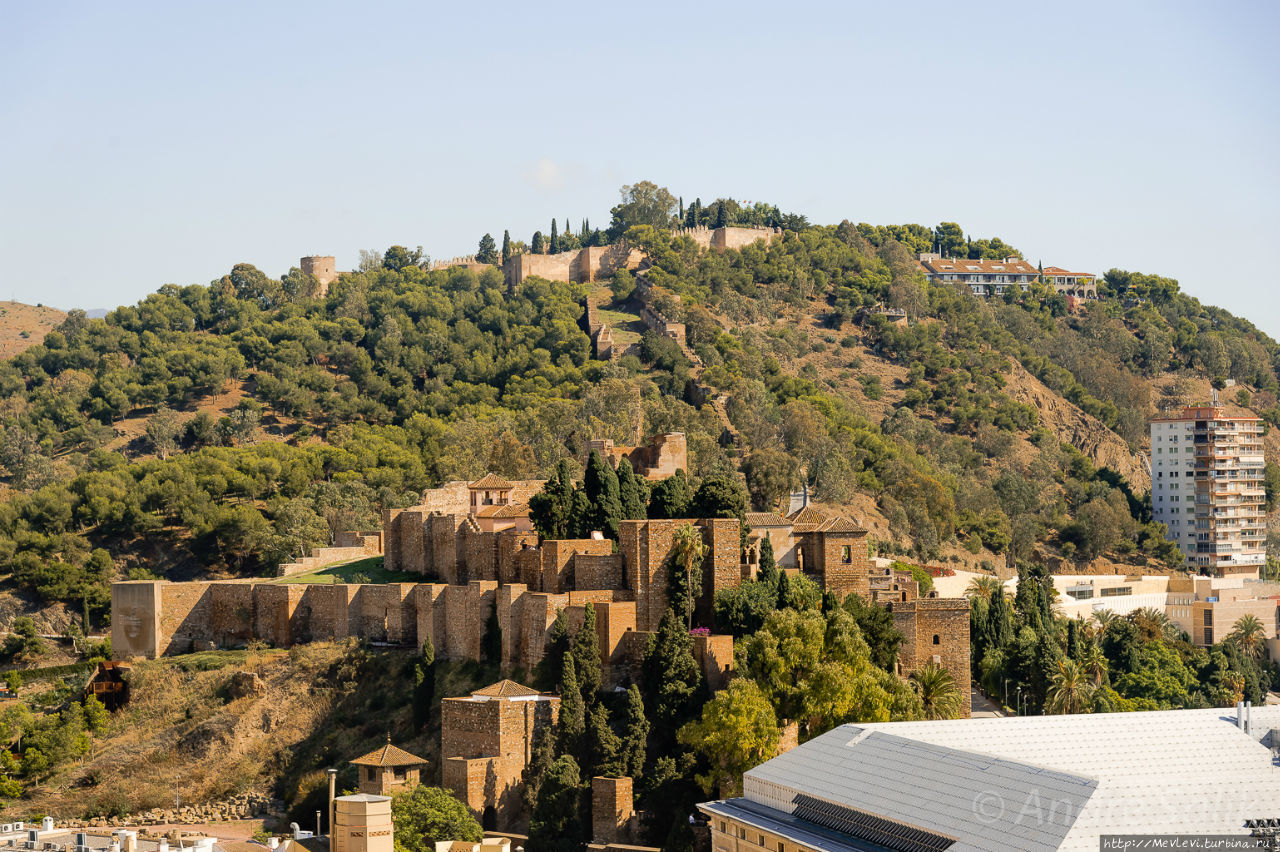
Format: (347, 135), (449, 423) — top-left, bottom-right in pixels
(2, 1), (1278, 337)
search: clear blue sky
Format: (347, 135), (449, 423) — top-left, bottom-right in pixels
(3, 1), (1278, 337)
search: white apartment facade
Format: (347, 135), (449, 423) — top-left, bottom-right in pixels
(917, 253), (1097, 299)
(1151, 405), (1267, 576)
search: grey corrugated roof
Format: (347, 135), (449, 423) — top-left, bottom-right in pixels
(700, 799), (896, 852)
(744, 726), (1096, 852)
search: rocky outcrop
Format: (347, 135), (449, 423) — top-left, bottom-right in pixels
(59, 791), (281, 829)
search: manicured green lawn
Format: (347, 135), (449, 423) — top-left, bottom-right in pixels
(266, 556), (419, 585)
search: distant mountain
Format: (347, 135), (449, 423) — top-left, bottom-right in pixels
(84, 308), (109, 319)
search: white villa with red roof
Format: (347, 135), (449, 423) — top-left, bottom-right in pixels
(917, 253), (1097, 299)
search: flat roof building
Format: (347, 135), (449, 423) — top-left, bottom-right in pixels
(700, 706), (1280, 851)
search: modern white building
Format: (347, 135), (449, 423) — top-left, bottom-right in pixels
(700, 706), (1280, 851)
(1151, 405), (1266, 576)
(916, 255), (1097, 299)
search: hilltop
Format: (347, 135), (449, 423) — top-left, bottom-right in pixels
(0, 302), (66, 360)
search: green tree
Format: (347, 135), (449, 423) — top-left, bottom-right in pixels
(648, 469), (693, 519)
(145, 407), (185, 460)
(1227, 613), (1267, 660)
(642, 608), (705, 742)
(714, 201), (728, 229)
(741, 448), (800, 512)
(1045, 658), (1094, 715)
(413, 639), (436, 729)
(620, 683), (648, 779)
(529, 460), (576, 540)
(571, 604), (602, 701)
(908, 661), (964, 720)
(533, 610), (571, 691)
(391, 786), (481, 852)
(677, 678), (779, 797)
(558, 653), (586, 760)
(587, 701), (624, 777)
(841, 593), (904, 671)
(531, 231), (545, 254)
(616, 458), (648, 520)
(582, 450), (622, 539)
(521, 724), (557, 815)
(476, 233), (498, 265)
(383, 245), (423, 271)
(608, 181), (678, 237)
(671, 523), (708, 629)
(528, 755), (585, 852)
(549, 219), (560, 254)
(690, 474), (748, 531)
(501, 230), (512, 265)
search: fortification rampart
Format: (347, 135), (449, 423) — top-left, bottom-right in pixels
(503, 242), (644, 290)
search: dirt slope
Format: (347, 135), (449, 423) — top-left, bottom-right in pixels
(0, 302), (66, 359)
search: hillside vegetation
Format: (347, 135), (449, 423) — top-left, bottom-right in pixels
(0, 188), (1277, 625)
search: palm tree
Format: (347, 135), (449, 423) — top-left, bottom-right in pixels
(1227, 614), (1267, 660)
(1080, 644), (1108, 688)
(909, 662), (964, 720)
(1045, 659), (1094, 715)
(1129, 607), (1171, 641)
(965, 575), (1002, 601)
(672, 523), (708, 629)
(1092, 610), (1117, 631)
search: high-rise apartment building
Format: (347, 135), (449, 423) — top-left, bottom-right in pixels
(1150, 405), (1266, 576)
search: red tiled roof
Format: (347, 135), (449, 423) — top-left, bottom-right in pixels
(351, 741), (427, 767)
(745, 512), (789, 528)
(816, 516), (868, 534)
(472, 679), (541, 698)
(919, 256), (1036, 276)
(1041, 266), (1096, 279)
(469, 473), (514, 490)
(474, 503), (530, 519)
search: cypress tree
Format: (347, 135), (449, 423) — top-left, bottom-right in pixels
(530, 459), (576, 540)
(558, 653), (586, 759)
(412, 638), (435, 729)
(528, 756), (585, 852)
(501, 230), (512, 265)
(533, 609), (571, 690)
(647, 469), (692, 519)
(641, 608), (705, 743)
(580, 218), (590, 240)
(549, 219), (559, 254)
(678, 196), (684, 221)
(714, 200), (728, 228)
(532, 231), (545, 254)
(621, 683), (649, 779)
(521, 724), (558, 813)
(568, 486), (591, 539)
(583, 449), (622, 539)
(757, 536), (779, 586)
(987, 584), (1012, 648)
(616, 457), (648, 520)
(588, 702), (624, 777)
(571, 603), (602, 701)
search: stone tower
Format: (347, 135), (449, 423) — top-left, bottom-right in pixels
(300, 255), (338, 295)
(350, 739), (427, 796)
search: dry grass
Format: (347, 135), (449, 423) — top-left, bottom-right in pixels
(0, 302), (65, 359)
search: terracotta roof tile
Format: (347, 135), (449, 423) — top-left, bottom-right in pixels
(816, 516), (868, 534)
(350, 741), (427, 767)
(786, 505), (829, 530)
(469, 473), (514, 490)
(745, 512), (789, 528)
(472, 679), (542, 698)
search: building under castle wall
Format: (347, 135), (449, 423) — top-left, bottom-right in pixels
(441, 680), (559, 832)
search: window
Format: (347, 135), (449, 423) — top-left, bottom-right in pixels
(394, 767), (406, 781)
(1100, 586), (1132, 597)
(367, 767), (376, 781)
(739, 828), (746, 839)
(932, 634), (941, 645)
(759, 836), (765, 846)
(841, 545), (852, 564)
(719, 822), (726, 834)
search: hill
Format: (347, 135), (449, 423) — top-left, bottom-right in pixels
(0, 302), (65, 360)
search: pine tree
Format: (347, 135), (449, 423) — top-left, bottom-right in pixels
(621, 683), (648, 779)
(571, 603), (602, 701)
(616, 457), (648, 520)
(549, 219), (559, 254)
(583, 449), (622, 539)
(476, 233), (498, 265)
(501, 230), (512, 265)
(558, 653), (586, 760)
(532, 231), (545, 254)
